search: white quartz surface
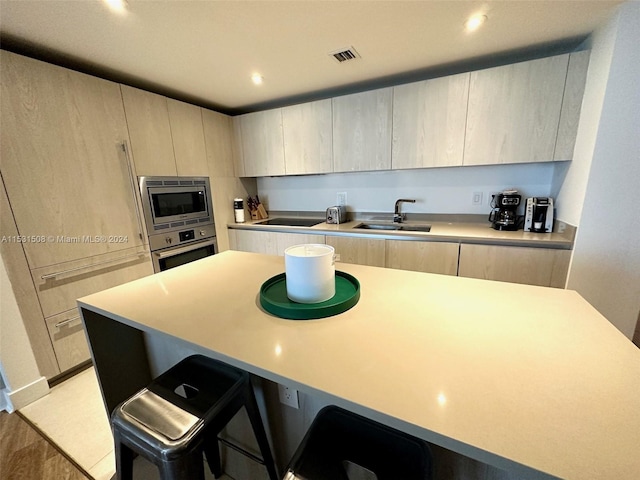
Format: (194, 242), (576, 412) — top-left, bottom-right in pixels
(79, 251), (639, 479)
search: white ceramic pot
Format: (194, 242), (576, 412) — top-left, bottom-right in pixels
(284, 244), (335, 303)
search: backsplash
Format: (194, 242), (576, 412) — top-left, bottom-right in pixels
(257, 162), (560, 215)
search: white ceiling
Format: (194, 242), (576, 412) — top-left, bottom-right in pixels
(0, 1), (623, 113)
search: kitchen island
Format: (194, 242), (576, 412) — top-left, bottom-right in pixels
(78, 250), (640, 480)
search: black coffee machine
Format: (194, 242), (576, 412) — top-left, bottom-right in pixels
(489, 190), (521, 231)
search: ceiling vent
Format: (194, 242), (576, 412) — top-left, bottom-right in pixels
(329, 47), (360, 63)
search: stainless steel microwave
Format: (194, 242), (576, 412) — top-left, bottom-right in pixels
(139, 176), (214, 234)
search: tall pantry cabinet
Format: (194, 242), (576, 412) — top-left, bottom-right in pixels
(0, 51), (153, 378)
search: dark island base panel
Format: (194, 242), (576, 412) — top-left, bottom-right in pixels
(81, 308), (152, 415)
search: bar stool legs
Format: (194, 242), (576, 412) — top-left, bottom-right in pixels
(111, 354), (279, 480)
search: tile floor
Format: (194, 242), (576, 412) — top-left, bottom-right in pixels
(18, 367), (232, 480)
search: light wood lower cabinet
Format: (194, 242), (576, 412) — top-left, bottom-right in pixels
(31, 247), (153, 318)
(228, 230), (325, 256)
(458, 244), (571, 288)
(386, 240), (459, 275)
(45, 309), (91, 372)
(325, 236), (386, 268)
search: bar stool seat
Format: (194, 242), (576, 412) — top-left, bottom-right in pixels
(111, 354), (278, 480)
(283, 405), (433, 480)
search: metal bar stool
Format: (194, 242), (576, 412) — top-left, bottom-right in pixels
(283, 405), (433, 480)
(111, 354), (279, 480)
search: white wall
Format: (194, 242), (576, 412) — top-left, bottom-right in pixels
(0, 257), (49, 412)
(552, 2), (618, 225)
(564, 1), (640, 339)
(258, 162), (556, 216)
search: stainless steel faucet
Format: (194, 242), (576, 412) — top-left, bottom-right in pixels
(393, 198), (416, 223)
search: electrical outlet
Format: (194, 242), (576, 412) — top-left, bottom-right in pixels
(472, 191), (483, 206)
(337, 192), (347, 206)
(278, 384), (299, 409)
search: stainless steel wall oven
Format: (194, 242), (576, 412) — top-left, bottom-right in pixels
(139, 176), (217, 272)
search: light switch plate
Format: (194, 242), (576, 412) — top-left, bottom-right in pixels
(337, 192), (347, 206)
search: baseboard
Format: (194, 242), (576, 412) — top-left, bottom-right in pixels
(7, 376), (49, 412)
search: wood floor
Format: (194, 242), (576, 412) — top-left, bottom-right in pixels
(0, 410), (91, 480)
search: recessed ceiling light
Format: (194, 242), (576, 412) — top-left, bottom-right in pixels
(103, 0), (128, 15)
(465, 14), (487, 32)
(251, 73), (264, 85)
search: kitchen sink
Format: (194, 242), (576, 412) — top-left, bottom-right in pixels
(354, 223), (431, 232)
(255, 218), (324, 227)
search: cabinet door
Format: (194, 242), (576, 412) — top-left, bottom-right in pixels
(167, 99), (209, 176)
(203, 109), (235, 178)
(46, 308), (91, 372)
(282, 99), (333, 174)
(386, 240), (459, 275)
(231, 116), (246, 177)
(554, 51), (590, 160)
(229, 230), (324, 255)
(464, 54), (569, 165)
(326, 236), (385, 267)
(392, 73), (469, 169)
(120, 85), (177, 176)
(31, 247), (153, 318)
(458, 244), (571, 288)
(333, 88), (392, 172)
(0, 51), (145, 269)
(239, 109), (285, 176)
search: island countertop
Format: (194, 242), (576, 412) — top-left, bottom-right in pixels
(78, 250), (640, 480)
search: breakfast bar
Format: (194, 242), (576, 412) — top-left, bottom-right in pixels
(78, 250), (640, 480)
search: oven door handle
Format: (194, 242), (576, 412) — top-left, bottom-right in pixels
(154, 239), (216, 259)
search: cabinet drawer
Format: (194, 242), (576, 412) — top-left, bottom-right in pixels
(46, 309), (91, 372)
(458, 244), (571, 288)
(229, 229), (325, 256)
(386, 240), (459, 275)
(326, 236), (385, 268)
(32, 247), (153, 318)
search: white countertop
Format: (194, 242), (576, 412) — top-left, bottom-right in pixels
(78, 251), (639, 479)
(229, 217), (574, 249)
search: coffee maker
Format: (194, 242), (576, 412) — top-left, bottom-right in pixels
(524, 197), (554, 233)
(489, 190), (521, 231)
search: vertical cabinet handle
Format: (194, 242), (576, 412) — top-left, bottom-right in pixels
(121, 141), (144, 240)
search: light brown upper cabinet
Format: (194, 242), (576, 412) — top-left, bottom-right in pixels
(333, 88), (393, 172)
(239, 109), (286, 176)
(202, 109), (235, 178)
(464, 54), (570, 165)
(554, 51), (590, 160)
(282, 99), (333, 175)
(0, 51), (146, 269)
(392, 73), (470, 169)
(121, 85), (177, 176)
(166, 99), (208, 176)
(121, 86), (209, 177)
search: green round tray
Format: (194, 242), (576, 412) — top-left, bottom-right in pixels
(260, 271), (360, 320)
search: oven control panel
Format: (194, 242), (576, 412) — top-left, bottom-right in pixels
(148, 224), (216, 252)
